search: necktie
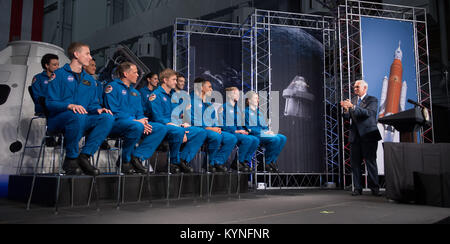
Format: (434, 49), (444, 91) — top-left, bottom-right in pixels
(357, 98), (362, 107)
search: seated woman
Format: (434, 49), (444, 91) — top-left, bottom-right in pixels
(245, 91), (287, 173)
(138, 72), (159, 121)
(221, 87), (259, 172)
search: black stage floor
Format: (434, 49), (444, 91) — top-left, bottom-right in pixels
(1, 189), (449, 224)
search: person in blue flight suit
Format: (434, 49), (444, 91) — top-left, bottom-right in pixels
(139, 72), (159, 121)
(83, 58), (104, 105)
(46, 42), (115, 176)
(245, 91), (287, 173)
(147, 68), (207, 174)
(221, 87), (260, 172)
(190, 78), (237, 173)
(103, 62), (168, 174)
(174, 73), (189, 123)
(84, 58), (111, 150)
(31, 53), (59, 115)
(175, 73), (186, 92)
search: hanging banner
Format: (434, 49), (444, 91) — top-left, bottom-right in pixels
(270, 26), (325, 173)
(361, 17), (418, 175)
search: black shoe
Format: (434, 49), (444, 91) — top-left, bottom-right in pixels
(205, 165), (216, 173)
(77, 154), (100, 176)
(169, 163), (181, 174)
(179, 160), (194, 173)
(352, 189), (363, 196)
(214, 164), (228, 173)
(116, 159), (134, 175)
(130, 156), (148, 174)
(62, 157), (82, 175)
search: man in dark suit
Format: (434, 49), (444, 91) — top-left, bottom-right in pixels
(341, 80), (382, 196)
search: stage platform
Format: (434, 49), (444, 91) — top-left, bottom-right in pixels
(7, 173), (249, 208)
(1, 189), (449, 224)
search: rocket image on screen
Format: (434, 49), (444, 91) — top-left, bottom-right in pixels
(378, 41), (408, 142)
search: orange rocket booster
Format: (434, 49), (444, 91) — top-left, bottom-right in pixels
(384, 58), (403, 116)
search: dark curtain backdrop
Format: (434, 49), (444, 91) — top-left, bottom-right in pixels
(189, 34), (242, 96)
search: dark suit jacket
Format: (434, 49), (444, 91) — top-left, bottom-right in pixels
(344, 95), (382, 143)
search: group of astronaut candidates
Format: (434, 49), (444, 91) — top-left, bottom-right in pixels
(30, 42), (287, 176)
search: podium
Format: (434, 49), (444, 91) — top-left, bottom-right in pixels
(378, 107), (429, 142)
(379, 106), (448, 206)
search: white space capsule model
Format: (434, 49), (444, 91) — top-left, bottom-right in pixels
(282, 76), (315, 119)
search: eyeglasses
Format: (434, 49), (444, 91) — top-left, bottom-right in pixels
(354, 86), (360, 88)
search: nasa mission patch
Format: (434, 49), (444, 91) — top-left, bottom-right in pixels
(49, 73), (56, 81)
(105, 85), (113, 94)
(82, 80), (92, 86)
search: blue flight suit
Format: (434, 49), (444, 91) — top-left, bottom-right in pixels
(31, 71), (55, 115)
(190, 93), (237, 166)
(103, 79), (167, 163)
(245, 107), (287, 165)
(221, 102), (259, 163)
(139, 86), (155, 121)
(46, 64), (115, 159)
(147, 86), (206, 165)
(95, 79), (107, 106)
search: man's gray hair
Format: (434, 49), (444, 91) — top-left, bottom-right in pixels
(356, 80), (368, 89)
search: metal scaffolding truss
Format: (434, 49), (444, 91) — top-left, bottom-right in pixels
(172, 32), (189, 82)
(252, 11), (271, 117)
(256, 173), (325, 190)
(175, 18), (243, 38)
(241, 16), (255, 93)
(252, 9), (339, 188)
(338, 1), (363, 188)
(414, 12), (434, 143)
(323, 18), (340, 186)
(338, 0), (434, 188)
(253, 9), (335, 30)
(344, 0), (426, 22)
